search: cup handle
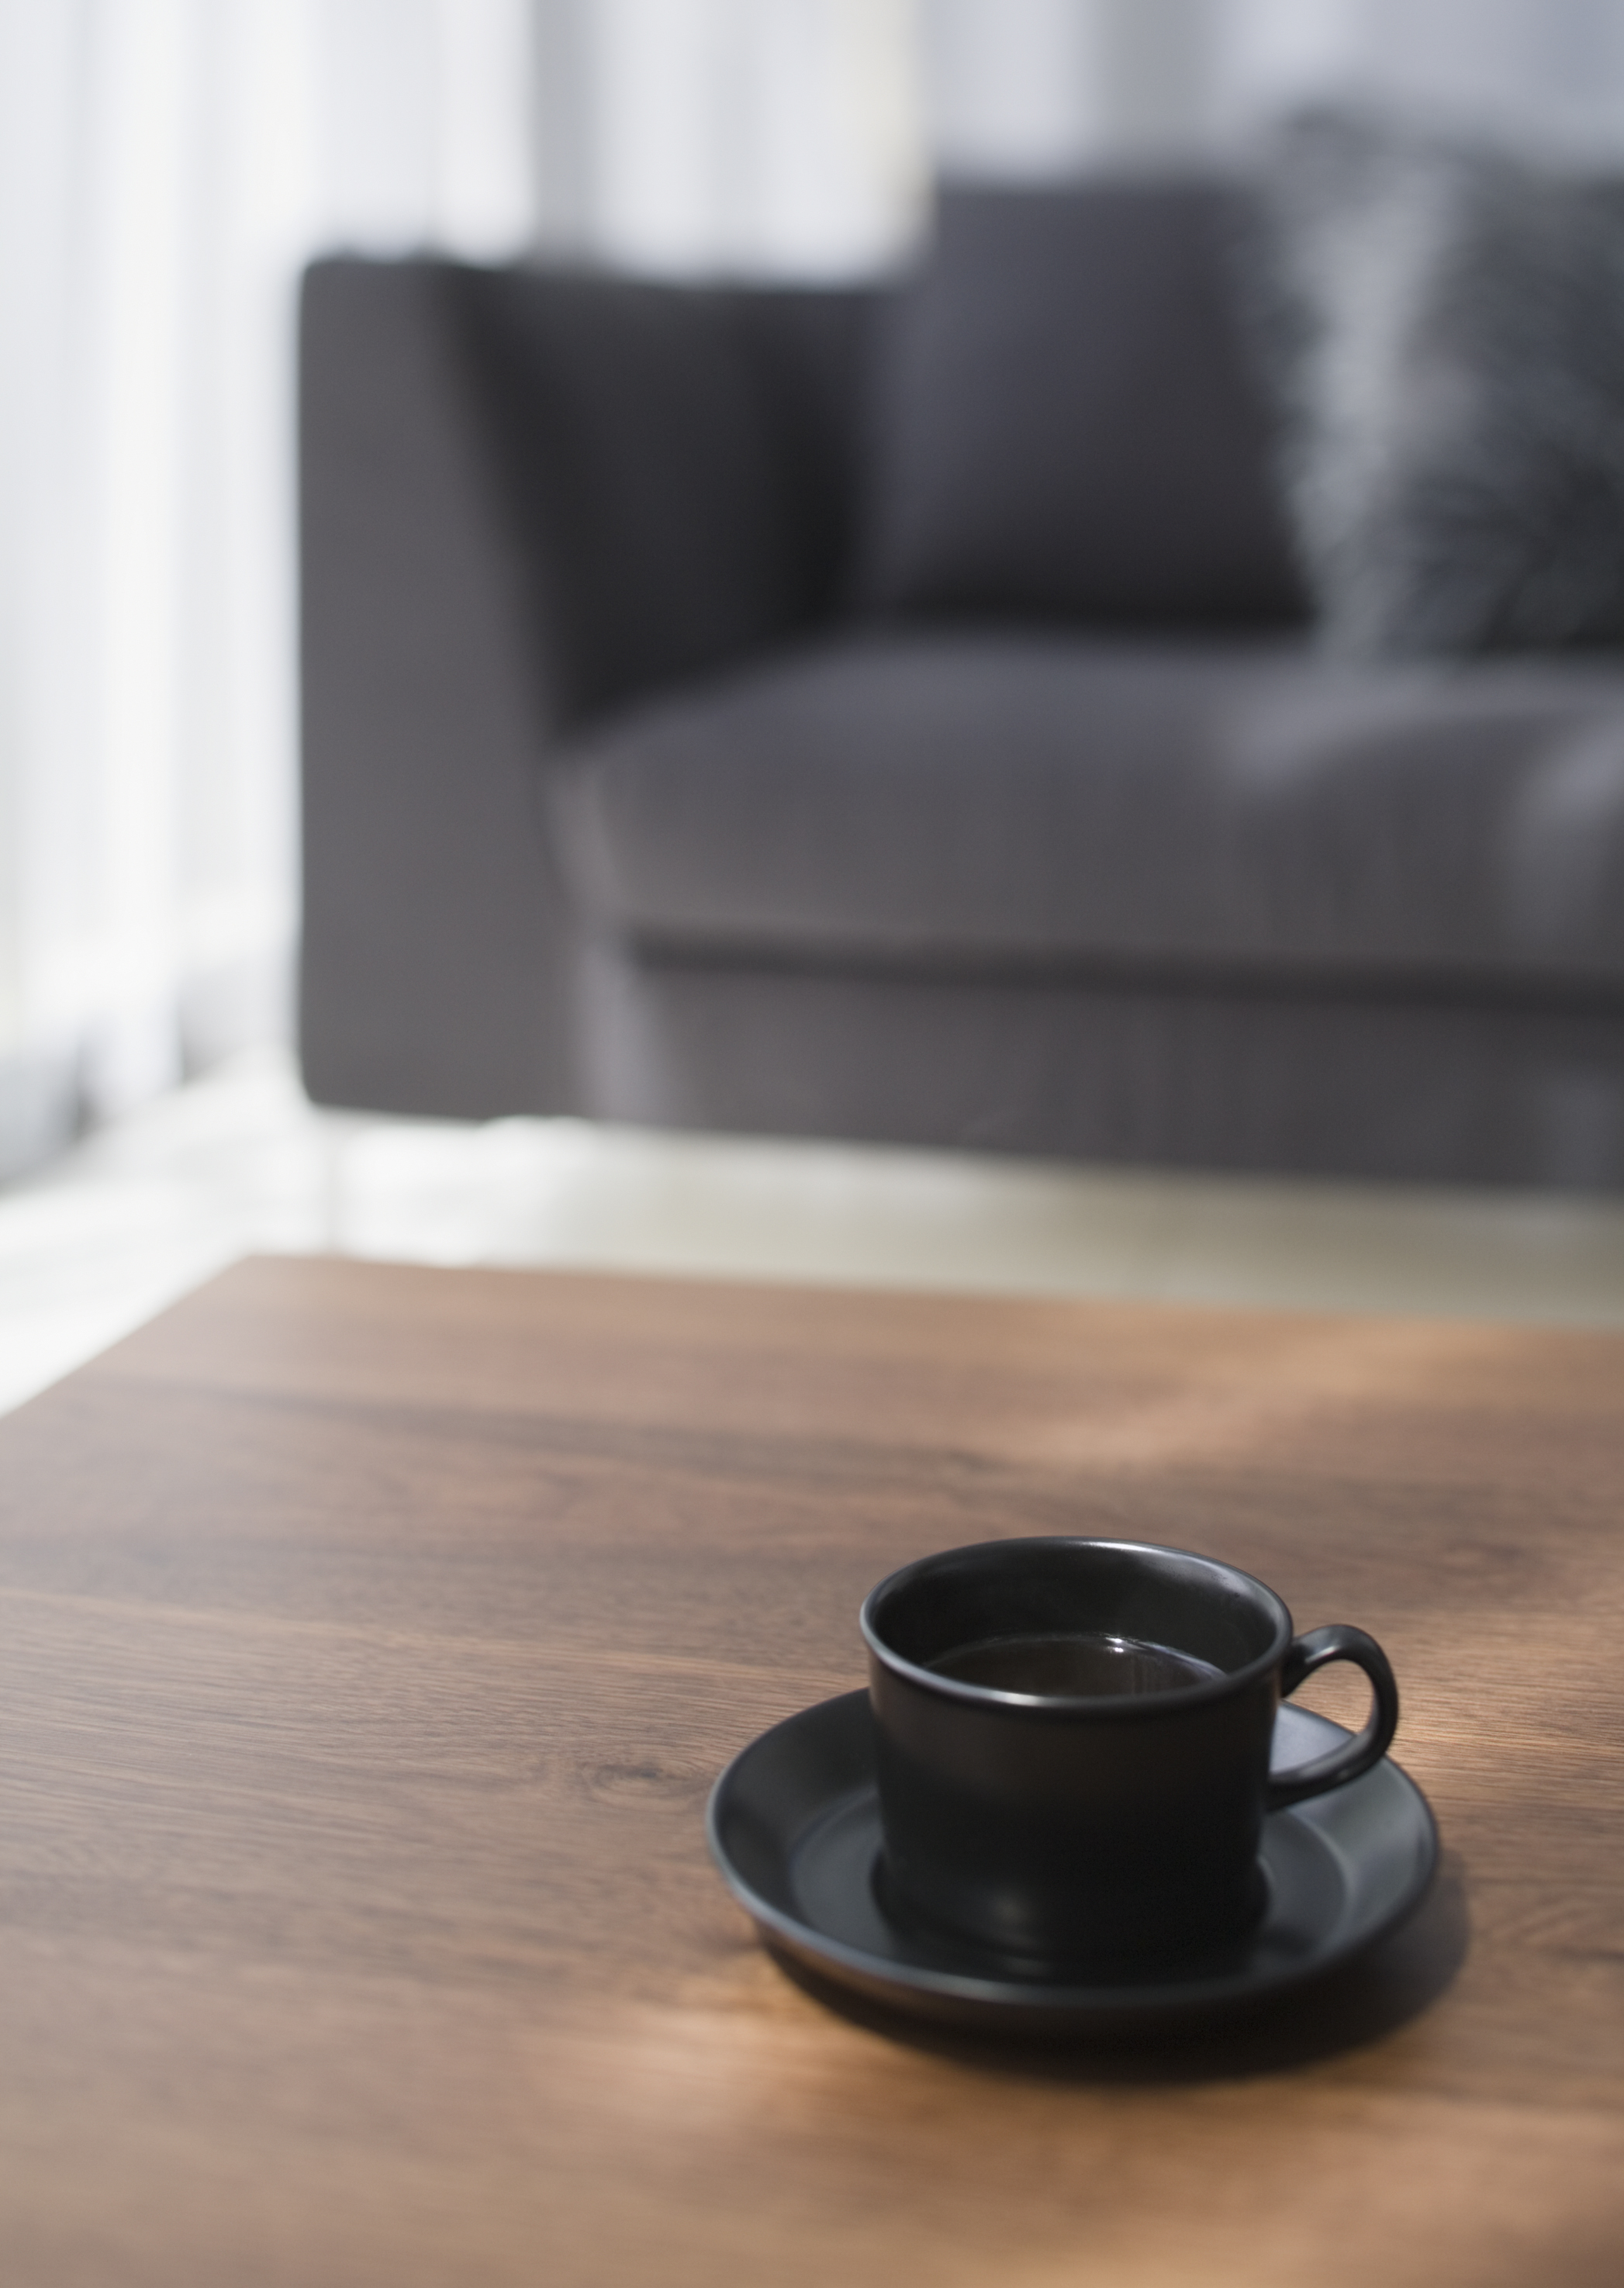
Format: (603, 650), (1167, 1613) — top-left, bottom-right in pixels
(1265, 1624), (1400, 1811)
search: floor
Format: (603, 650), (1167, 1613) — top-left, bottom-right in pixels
(5, 1043), (1624, 1416)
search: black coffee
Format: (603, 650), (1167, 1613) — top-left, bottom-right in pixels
(928, 1630), (1222, 1698)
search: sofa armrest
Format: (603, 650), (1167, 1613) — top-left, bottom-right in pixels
(298, 255), (876, 1121)
(299, 257), (579, 1118)
(447, 261), (879, 728)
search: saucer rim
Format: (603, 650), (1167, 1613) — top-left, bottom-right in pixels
(707, 1690), (1439, 2031)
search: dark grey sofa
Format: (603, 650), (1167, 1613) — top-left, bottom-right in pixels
(299, 181), (1624, 1188)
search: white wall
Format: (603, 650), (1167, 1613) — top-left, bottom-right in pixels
(921, 0), (1624, 175)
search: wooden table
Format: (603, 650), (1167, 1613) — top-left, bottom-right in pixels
(1, 1256), (1620, 2286)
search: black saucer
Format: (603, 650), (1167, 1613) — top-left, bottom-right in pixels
(707, 1692), (1438, 2038)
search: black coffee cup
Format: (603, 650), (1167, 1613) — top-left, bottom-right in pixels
(860, 1537), (1400, 1968)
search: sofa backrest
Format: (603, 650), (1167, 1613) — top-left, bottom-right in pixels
(453, 265), (878, 729)
(302, 180), (1309, 749)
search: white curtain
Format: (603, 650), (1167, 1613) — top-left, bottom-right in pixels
(0, 0), (537, 1180)
(533, 0), (924, 275)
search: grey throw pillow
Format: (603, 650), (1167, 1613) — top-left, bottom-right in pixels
(858, 178), (1305, 629)
(1249, 109), (1624, 657)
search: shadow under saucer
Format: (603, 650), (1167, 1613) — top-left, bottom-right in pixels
(768, 1847), (1469, 2082)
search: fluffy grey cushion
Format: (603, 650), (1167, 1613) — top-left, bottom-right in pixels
(1250, 110), (1624, 657)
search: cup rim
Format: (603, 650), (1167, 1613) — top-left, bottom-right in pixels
(859, 1536), (1294, 1712)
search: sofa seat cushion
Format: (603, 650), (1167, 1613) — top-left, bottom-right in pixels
(551, 631), (1624, 992)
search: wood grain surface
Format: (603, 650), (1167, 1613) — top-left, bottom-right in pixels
(0, 1254), (1620, 2286)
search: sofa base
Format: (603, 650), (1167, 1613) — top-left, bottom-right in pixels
(569, 948), (1624, 1191)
